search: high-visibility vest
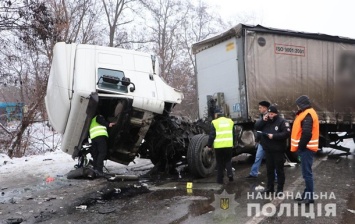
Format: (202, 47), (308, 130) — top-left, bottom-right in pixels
(212, 117), (234, 148)
(89, 116), (108, 139)
(290, 108), (319, 152)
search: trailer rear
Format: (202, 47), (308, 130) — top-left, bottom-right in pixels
(192, 24), (355, 158)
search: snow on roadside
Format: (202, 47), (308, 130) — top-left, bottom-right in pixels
(0, 121), (62, 156)
(0, 150), (153, 180)
(0, 121), (153, 180)
(0, 150), (74, 178)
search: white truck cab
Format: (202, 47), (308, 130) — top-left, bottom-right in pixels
(45, 42), (183, 165)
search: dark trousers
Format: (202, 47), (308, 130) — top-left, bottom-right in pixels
(298, 148), (315, 200)
(215, 148), (233, 183)
(265, 151), (285, 191)
(91, 136), (108, 173)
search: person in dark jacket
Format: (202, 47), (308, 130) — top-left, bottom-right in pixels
(206, 108), (235, 184)
(255, 106), (290, 194)
(291, 95), (319, 204)
(246, 101), (271, 178)
(89, 114), (115, 177)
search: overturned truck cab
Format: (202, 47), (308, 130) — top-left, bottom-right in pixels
(45, 42), (207, 176)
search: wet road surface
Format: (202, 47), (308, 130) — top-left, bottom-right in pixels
(1, 145), (354, 224)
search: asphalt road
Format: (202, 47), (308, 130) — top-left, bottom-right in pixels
(1, 146), (354, 224)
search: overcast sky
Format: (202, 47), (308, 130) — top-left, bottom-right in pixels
(205, 0), (355, 39)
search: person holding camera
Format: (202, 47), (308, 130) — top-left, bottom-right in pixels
(255, 106), (290, 195)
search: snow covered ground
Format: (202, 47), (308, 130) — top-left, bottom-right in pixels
(0, 121), (153, 184)
(0, 150), (153, 181)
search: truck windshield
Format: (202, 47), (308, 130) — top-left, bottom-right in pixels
(97, 68), (128, 93)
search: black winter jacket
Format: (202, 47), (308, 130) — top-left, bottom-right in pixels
(96, 115), (110, 128)
(255, 115), (290, 152)
(297, 112), (313, 150)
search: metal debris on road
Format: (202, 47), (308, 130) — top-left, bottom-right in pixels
(45, 177), (55, 183)
(76, 205), (87, 210)
(255, 185), (265, 191)
(98, 207), (116, 214)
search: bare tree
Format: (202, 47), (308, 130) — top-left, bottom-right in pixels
(0, 0), (258, 156)
(0, 0), (25, 31)
(1, 0), (105, 157)
(172, 1), (225, 118)
(139, 0), (190, 83)
(3, 46), (50, 157)
(52, 0), (103, 45)
(181, 1), (223, 71)
(101, 0), (134, 47)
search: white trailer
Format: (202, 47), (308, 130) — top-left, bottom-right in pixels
(192, 24), (355, 160)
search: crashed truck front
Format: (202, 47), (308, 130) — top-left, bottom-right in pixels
(45, 42), (183, 165)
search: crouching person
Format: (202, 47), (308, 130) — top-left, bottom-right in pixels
(89, 113), (115, 177)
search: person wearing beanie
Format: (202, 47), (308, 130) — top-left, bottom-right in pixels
(291, 95), (319, 204)
(206, 108), (235, 184)
(246, 101), (273, 179)
(255, 105), (290, 195)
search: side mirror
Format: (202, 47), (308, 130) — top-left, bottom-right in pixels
(121, 77), (135, 92)
(121, 77), (130, 86)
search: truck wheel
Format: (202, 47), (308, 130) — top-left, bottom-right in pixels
(187, 134), (216, 178)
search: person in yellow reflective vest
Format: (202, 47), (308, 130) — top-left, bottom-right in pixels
(291, 95), (319, 204)
(89, 114), (115, 177)
(206, 108), (235, 184)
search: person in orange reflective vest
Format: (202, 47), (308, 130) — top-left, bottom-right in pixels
(89, 114), (115, 177)
(291, 95), (319, 204)
(206, 108), (235, 184)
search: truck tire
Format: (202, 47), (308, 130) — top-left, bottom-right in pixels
(187, 134), (216, 178)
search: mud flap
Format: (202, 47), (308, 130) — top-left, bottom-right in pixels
(72, 92), (99, 159)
